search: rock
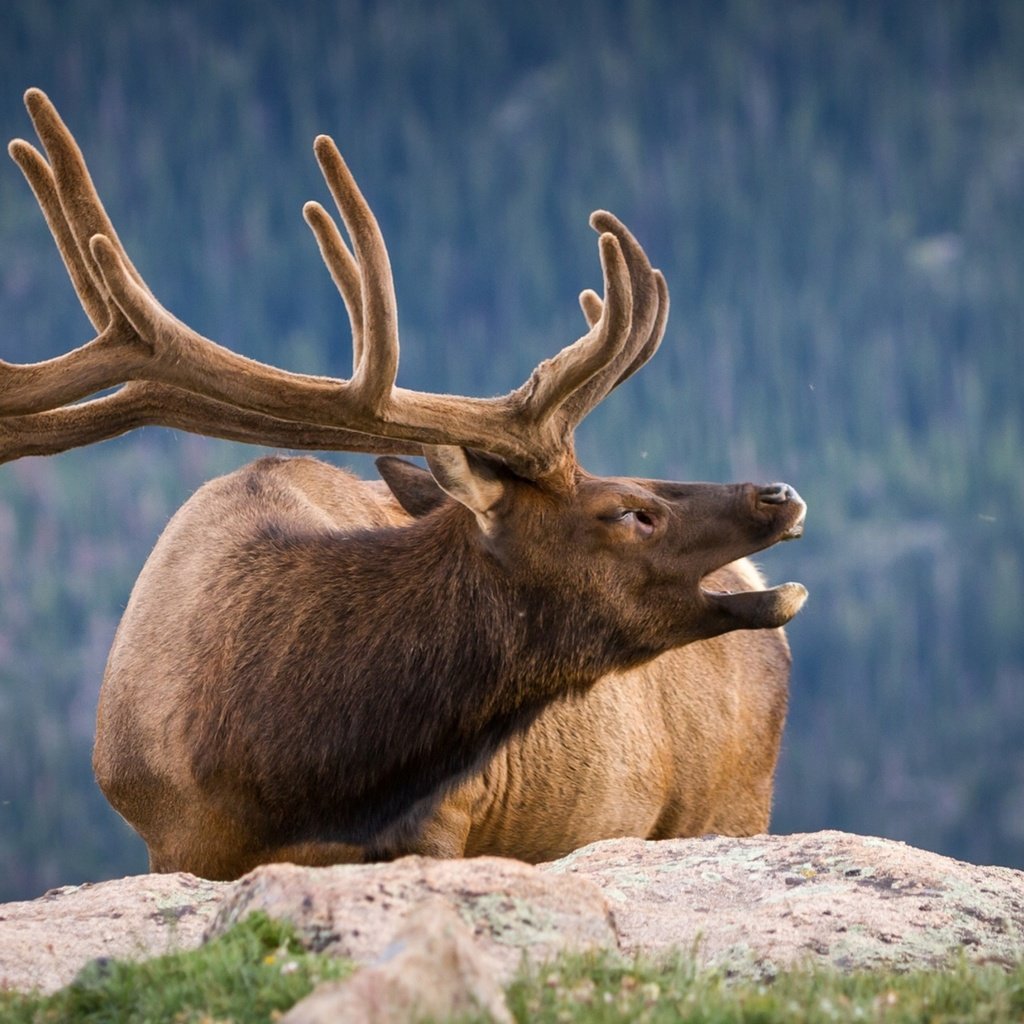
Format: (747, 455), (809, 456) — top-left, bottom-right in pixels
(2, 832), (1022, 997)
(545, 830), (1024, 976)
(207, 854), (615, 980)
(0, 871), (228, 993)
(281, 899), (513, 1024)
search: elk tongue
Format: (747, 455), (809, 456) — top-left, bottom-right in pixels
(703, 582), (808, 630)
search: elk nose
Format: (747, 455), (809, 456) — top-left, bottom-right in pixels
(757, 482), (806, 540)
(758, 482), (801, 505)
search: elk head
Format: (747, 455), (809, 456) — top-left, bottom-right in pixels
(379, 452), (806, 670)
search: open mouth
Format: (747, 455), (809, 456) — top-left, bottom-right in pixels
(697, 492), (808, 630)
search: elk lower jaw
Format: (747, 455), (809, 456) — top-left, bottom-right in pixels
(700, 581), (809, 631)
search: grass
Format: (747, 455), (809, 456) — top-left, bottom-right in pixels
(0, 912), (351, 1024)
(504, 953), (1024, 1023)
(1, 914), (1023, 1023)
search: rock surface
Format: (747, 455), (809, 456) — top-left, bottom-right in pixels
(1, 831), (1022, 996)
(547, 830), (1024, 976)
(0, 871), (226, 994)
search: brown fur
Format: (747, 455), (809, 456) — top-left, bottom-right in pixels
(94, 455), (802, 878)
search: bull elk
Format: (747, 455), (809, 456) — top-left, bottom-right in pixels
(2, 90), (807, 879)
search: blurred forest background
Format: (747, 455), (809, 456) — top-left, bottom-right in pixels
(0, 0), (1021, 902)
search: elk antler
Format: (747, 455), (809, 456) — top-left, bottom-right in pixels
(2, 90), (669, 477)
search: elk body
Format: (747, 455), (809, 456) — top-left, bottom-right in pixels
(2, 91), (807, 879)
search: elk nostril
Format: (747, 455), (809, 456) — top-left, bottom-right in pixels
(758, 483), (796, 505)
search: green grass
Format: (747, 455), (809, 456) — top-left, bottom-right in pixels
(2, 915), (1023, 1023)
(504, 953), (1024, 1023)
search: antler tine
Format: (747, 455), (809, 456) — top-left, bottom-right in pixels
(509, 232), (633, 425)
(22, 88), (150, 304)
(555, 211), (667, 426)
(303, 200), (365, 370)
(0, 381), (424, 465)
(312, 134), (398, 412)
(1, 91), (162, 415)
(8, 137), (107, 331)
(581, 269), (669, 393)
(594, 212), (667, 361)
(579, 287), (603, 328)
(615, 269), (669, 388)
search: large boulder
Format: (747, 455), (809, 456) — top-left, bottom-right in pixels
(1, 831), (1022, 996)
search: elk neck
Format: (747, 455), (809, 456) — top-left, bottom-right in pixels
(187, 498), (647, 851)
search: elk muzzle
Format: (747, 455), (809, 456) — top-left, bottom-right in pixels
(756, 482), (806, 540)
(698, 482), (807, 634)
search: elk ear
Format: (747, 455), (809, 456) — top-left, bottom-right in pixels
(375, 457), (448, 518)
(423, 445), (508, 534)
